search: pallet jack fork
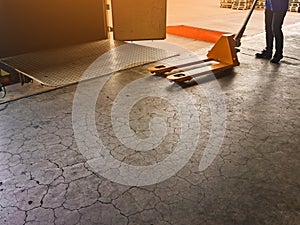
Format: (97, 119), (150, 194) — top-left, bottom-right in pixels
(148, 0), (259, 83)
(148, 33), (240, 82)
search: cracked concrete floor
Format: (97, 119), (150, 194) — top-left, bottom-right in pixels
(1, 22), (300, 225)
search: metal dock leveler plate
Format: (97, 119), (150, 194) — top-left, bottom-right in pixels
(1, 40), (176, 87)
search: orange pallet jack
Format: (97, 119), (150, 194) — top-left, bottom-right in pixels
(148, 0), (259, 82)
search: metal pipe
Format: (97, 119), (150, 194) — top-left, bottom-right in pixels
(234, 0), (259, 47)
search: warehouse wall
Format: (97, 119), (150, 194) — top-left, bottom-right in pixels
(0, 0), (107, 58)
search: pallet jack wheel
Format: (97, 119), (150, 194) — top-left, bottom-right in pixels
(174, 73), (185, 78)
(154, 65), (166, 69)
(0, 83), (6, 98)
(171, 73), (193, 83)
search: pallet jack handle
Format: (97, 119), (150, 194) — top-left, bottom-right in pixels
(234, 0), (259, 47)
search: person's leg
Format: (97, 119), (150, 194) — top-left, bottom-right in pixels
(256, 10), (273, 59)
(270, 10), (287, 63)
(265, 9), (274, 53)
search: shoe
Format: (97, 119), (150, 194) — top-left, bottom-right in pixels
(255, 49), (272, 59)
(270, 54), (283, 64)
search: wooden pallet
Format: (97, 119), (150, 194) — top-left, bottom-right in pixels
(289, 0), (300, 12)
(231, 0), (252, 10)
(232, 4), (251, 10)
(289, 5), (300, 12)
(255, 0), (265, 9)
(220, 0), (233, 8)
(220, 3), (233, 8)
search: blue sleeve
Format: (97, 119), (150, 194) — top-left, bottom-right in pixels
(265, 0), (272, 11)
(268, 0), (289, 11)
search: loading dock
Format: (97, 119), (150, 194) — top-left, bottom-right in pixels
(0, 0), (168, 96)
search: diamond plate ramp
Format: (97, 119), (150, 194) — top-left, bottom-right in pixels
(1, 39), (177, 87)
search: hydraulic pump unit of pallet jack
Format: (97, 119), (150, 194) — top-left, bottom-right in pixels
(148, 0), (259, 82)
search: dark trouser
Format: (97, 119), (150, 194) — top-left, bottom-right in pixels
(265, 9), (287, 56)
